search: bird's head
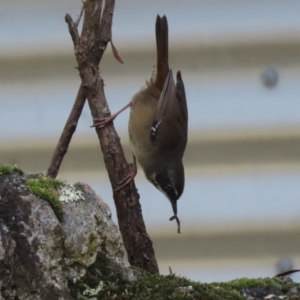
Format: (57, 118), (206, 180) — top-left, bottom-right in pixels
(147, 159), (185, 216)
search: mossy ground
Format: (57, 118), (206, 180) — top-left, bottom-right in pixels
(0, 164), (24, 175)
(71, 256), (298, 300)
(26, 176), (64, 221)
(104, 272), (242, 300)
(215, 277), (290, 293)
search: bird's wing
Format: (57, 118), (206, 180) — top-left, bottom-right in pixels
(150, 69), (175, 142)
(175, 70), (188, 150)
(150, 69), (188, 152)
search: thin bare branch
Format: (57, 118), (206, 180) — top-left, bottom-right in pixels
(75, 2), (85, 27)
(274, 269), (300, 277)
(99, 0), (115, 41)
(47, 84), (86, 178)
(65, 14), (80, 46)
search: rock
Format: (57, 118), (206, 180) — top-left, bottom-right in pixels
(0, 171), (135, 300)
(241, 286), (283, 300)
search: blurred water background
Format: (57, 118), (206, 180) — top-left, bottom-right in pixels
(1, 0), (300, 282)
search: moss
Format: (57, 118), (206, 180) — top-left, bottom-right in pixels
(213, 277), (297, 299)
(26, 177), (64, 221)
(69, 252), (127, 298)
(70, 266), (300, 300)
(71, 262), (243, 300)
(215, 277), (288, 292)
(1, 167), (66, 221)
(0, 164), (24, 175)
(93, 271), (245, 300)
(89, 233), (97, 244)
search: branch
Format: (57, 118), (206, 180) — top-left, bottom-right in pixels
(47, 84), (86, 178)
(65, 13), (80, 46)
(65, 0), (159, 274)
(47, 4), (86, 179)
(75, 2), (85, 27)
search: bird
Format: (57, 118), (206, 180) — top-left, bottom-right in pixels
(92, 15), (188, 233)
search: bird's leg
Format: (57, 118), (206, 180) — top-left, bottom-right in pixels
(114, 154), (137, 191)
(91, 103), (131, 129)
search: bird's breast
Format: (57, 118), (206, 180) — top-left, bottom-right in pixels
(128, 86), (160, 168)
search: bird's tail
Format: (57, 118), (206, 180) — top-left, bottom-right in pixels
(155, 15), (169, 91)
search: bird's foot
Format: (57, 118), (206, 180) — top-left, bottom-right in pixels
(91, 115), (116, 129)
(114, 159), (137, 191)
(90, 103), (131, 129)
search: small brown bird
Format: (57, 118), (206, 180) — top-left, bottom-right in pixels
(93, 15), (188, 233)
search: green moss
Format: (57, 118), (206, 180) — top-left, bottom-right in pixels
(93, 271), (245, 300)
(69, 252), (125, 298)
(71, 264), (243, 300)
(1, 167), (66, 221)
(0, 164), (24, 175)
(213, 277), (296, 299)
(26, 177), (64, 221)
(89, 233), (97, 244)
(215, 277), (287, 292)
(70, 265), (300, 300)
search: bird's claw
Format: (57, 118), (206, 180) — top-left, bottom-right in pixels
(91, 116), (115, 129)
(91, 103), (131, 129)
(114, 163), (137, 191)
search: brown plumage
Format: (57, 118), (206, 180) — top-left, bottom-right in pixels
(128, 15), (188, 233)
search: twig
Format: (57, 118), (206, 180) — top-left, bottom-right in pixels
(65, 0), (159, 274)
(274, 269), (300, 277)
(65, 13), (80, 46)
(47, 84), (86, 178)
(49, 3), (104, 179)
(75, 2), (85, 27)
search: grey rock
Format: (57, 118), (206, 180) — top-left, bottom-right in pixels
(242, 286), (283, 300)
(0, 172), (136, 300)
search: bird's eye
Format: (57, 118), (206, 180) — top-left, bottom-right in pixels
(165, 184), (172, 191)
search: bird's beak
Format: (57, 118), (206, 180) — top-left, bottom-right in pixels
(170, 198), (177, 216)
